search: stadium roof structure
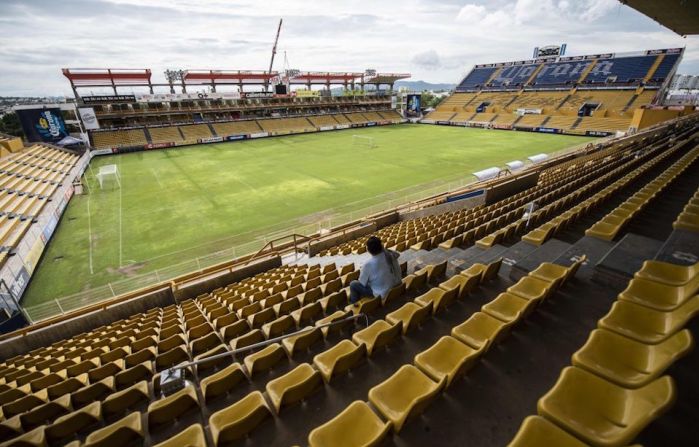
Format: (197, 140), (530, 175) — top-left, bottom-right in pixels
(62, 68), (152, 86)
(621, 0), (699, 35)
(287, 71), (365, 85)
(364, 72), (412, 85)
(182, 70), (279, 85)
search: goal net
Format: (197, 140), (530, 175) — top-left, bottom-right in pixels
(96, 164), (121, 189)
(352, 135), (377, 148)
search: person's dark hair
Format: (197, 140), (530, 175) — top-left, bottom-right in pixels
(366, 236), (383, 256)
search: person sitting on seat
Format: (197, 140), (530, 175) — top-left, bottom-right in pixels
(349, 236), (402, 305)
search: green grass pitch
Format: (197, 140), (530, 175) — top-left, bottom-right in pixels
(22, 124), (591, 307)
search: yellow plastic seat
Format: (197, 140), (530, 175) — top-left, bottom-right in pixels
(598, 297), (699, 344)
(386, 302), (432, 334)
(230, 329), (265, 352)
(282, 327), (323, 356)
(368, 364), (445, 432)
(425, 261), (447, 284)
(83, 411), (144, 447)
(403, 271), (427, 293)
(102, 380), (150, 418)
(155, 346), (189, 371)
(153, 423), (206, 447)
(482, 292), (534, 323)
(265, 363), (322, 414)
(244, 343), (285, 376)
(572, 328), (693, 388)
(318, 290), (347, 312)
(201, 362), (247, 403)
(3, 425), (46, 447)
(414, 336), (485, 387)
(451, 312), (515, 350)
(439, 274), (479, 300)
(291, 302), (323, 326)
(262, 315), (294, 339)
(507, 276), (553, 302)
(345, 297), (381, 315)
(20, 394), (72, 430)
(414, 287), (457, 314)
(209, 391), (272, 445)
(538, 367), (676, 447)
(313, 340), (366, 382)
(2, 392), (48, 418)
(618, 276), (698, 311)
(247, 307), (276, 329)
(71, 377), (115, 408)
(308, 400), (391, 447)
(528, 263), (568, 288)
(46, 401), (101, 442)
(381, 283), (406, 307)
(508, 415), (590, 447)
(352, 320), (402, 355)
(315, 310), (352, 337)
(147, 385), (199, 428)
(635, 260), (699, 286)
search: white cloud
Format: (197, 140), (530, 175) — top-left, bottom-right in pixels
(0, 0), (697, 96)
(456, 4), (486, 22)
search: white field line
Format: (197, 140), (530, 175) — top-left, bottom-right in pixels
(150, 168), (164, 189)
(87, 194), (94, 275)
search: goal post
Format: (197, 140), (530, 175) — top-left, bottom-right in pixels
(96, 164), (121, 189)
(352, 135), (377, 148)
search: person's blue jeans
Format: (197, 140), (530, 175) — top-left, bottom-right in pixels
(349, 280), (373, 304)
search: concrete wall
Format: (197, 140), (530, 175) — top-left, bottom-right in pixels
(0, 286), (174, 360)
(630, 107), (694, 131)
(486, 172), (539, 204)
(173, 256), (282, 302)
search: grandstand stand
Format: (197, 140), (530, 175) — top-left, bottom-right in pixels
(257, 117), (316, 135)
(0, 145), (79, 268)
(179, 124), (213, 143)
(148, 127), (184, 145)
(211, 120), (262, 137)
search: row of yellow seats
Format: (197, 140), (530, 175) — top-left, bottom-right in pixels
(587, 146), (699, 241)
(673, 186), (699, 232)
(509, 258), (697, 447)
(522, 135), (684, 246)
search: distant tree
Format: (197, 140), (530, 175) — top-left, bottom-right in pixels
(0, 112), (23, 138)
(420, 91), (444, 109)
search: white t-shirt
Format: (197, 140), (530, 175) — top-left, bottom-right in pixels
(359, 250), (402, 298)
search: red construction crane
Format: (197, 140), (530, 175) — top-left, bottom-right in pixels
(268, 18), (283, 76)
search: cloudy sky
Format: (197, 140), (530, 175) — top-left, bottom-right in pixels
(0, 0), (697, 97)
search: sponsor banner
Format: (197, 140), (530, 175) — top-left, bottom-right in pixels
(294, 89), (321, 97)
(42, 214), (59, 243)
(242, 92), (275, 99)
(406, 94), (421, 117)
(90, 148), (114, 156)
(23, 238), (46, 275)
(16, 108), (69, 144)
(145, 142), (176, 150)
(136, 91), (242, 102)
(536, 127), (561, 134)
(447, 189), (485, 203)
(335, 124), (350, 130)
(647, 48), (681, 56)
(249, 132), (269, 139)
(517, 108), (542, 115)
(319, 126), (335, 131)
(82, 95), (136, 104)
(492, 124), (512, 130)
(198, 136), (223, 144)
(225, 134), (247, 141)
(11, 266), (30, 300)
(585, 130), (613, 137)
(366, 122), (376, 126)
(78, 107), (100, 130)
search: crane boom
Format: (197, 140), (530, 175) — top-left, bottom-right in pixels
(268, 18), (283, 75)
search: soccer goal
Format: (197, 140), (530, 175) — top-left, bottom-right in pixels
(352, 135), (377, 148)
(96, 164), (121, 189)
